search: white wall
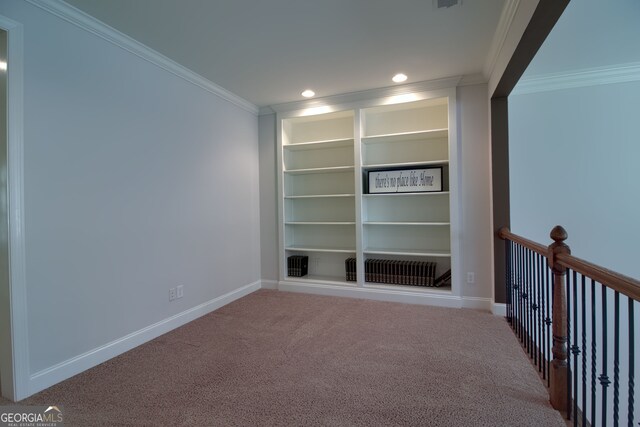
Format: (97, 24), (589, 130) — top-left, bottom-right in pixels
(258, 113), (278, 285)
(457, 84), (493, 300)
(521, 0), (640, 77)
(0, 0), (260, 395)
(509, 80), (640, 279)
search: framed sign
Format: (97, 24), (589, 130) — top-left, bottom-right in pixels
(367, 167), (443, 194)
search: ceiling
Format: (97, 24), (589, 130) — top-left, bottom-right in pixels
(63, 0), (507, 108)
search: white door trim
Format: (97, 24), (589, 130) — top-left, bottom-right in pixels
(0, 14), (29, 402)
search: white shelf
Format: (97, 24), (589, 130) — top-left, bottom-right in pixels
(284, 166), (354, 175)
(362, 129), (448, 144)
(285, 194), (355, 199)
(363, 283), (452, 293)
(364, 222), (450, 226)
(283, 138), (354, 150)
(286, 222), (356, 225)
(363, 160), (449, 169)
(284, 275), (356, 286)
(286, 246), (356, 254)
(363, 248), (451, 257)
(363, 191), (449, 198)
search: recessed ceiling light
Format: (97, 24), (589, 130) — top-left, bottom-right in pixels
(392, 73), (408, 83)
(301, 89), (315, 98)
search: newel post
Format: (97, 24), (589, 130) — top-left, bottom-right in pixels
(548, 225), (570, 411)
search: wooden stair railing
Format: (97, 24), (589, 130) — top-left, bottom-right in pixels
(498, 226), (639, 426)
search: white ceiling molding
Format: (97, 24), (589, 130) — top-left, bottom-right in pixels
(263, 76), (463, 116)
(25, 0), (259, 115)
(483, 0), (520, 80)
(458, 73), (489, 87)
(512, 62), (640, 95)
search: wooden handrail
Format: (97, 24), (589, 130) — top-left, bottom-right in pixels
(556, 253), (640, 302)
(498, 224), (640, 418)
(497, 227), (548, 256)
(498, 227), (640, 302)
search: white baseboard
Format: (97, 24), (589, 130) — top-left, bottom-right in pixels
(278, 281), (463, 308)
(461, 296), (493, 311)
(492, 303), (507, 317)
(278, 281), (497, 312)
(260, 279), (278, 290)
(28, 281), (260, 397)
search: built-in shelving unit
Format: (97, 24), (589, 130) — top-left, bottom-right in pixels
(277, 88), (460, 306)
(361, 98), (452, 288)
(280, 111), (357, 283)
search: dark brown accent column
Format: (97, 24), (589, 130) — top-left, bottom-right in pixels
(490, 0), (571, 304)
(491, 97), (509, 304)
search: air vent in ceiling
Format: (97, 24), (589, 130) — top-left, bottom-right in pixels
(435, 0), (461, 8)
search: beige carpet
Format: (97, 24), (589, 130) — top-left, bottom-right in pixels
(0, 289), (565, 426)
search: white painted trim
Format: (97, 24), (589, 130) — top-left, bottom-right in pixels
(265, 77), (462, 115)
(447, 87), (461, 300)
(457, 73), (488, 87)
(0, 14), (29, 402)
(483, 0), (520, 80)
(492, 303), (507, 317)
(512, 62), (640, 95)
(23, 0), (258, 115)
(279, 281), (463, 309)
(260, 279), (278, 290)
(28, 281), (261, 397)
(461, 297), (493, 312)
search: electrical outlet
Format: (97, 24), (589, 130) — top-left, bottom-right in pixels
(169, 287), (177, 301)
(177, 285), (184, 299)
(466, 272), (475, 284)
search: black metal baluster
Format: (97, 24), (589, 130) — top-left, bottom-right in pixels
(600, 284), (611, 426)
(535, 254), (542, 372)
(571, 270), (580, 426)
(526, 249), (532, 356)
(513, 244), (520, 338)
(567, 268), (572, 419)
(591, 279), (597, 425)
(511, 243), (516, 333)
(515, 243), (520, 337)
(531, 250), (538, 365)
(581, 275), (587, 427)
(520, 245), (525, 343)
(506, 240), (512, 325)
(628, 298), (635, 427)
(512, 241), (516, 325)
(613, 291), (619, 427)
(519, 244), (525, 342)
(546, 257), (552, 388)
(540, 255), (548, 379)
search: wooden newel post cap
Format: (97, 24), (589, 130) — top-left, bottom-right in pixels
(550, 225), (568, 243)
(549, 225), (570, 273)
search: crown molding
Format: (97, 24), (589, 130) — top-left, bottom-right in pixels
(512, 62), (640, 95)
(25, 0), (259, 115)
(457, 73), (488, 87)
(264, 76), (463, 115)
(483, 0), (520, 80)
